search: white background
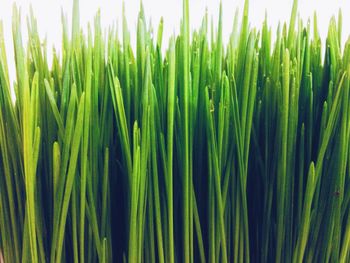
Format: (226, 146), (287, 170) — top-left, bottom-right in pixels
(0, 0), (350, 84)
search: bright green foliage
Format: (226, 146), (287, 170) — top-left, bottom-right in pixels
(0, 0), (350, 262)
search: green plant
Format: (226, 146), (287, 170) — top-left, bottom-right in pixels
(0, 0), (349, 262)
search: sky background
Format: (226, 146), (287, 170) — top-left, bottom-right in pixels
(0, 0), (349, 85)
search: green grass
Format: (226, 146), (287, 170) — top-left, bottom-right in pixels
(0, 0), (350, 262)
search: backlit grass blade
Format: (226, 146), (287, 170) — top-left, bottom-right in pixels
(0, 0), (349, 262)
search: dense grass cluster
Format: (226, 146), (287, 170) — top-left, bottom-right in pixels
(0, 0), (350, 262)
